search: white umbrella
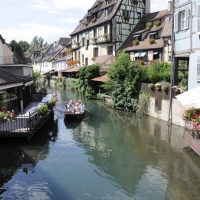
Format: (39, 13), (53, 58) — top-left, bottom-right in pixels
(176, 86), (200, 107)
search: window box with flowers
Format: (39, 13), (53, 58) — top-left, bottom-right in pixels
(102, 33), (108, 39)
(75, 41), (80, 46)
(91, 57), (97, 61)
(146, 22), (153, 28)
(149, 38), (155, 44)
(0, 111), (15, 123)
(91, 18), (97, 23)
(123, 16), (130, 22)
(92, 37), (98, 42)
(132, 39), (139, 46)
(37, 104), (49, 117)
(84, 22), (89, 27)
(154, 21), (161, 27)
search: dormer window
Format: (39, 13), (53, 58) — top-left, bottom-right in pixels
(133, 34), (141, 41)
(149, 32), (158, 39)
(88, 10), (91, 15)
(106, 0), (109, 6)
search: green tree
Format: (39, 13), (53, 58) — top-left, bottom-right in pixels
(76, 64), (100, 98)
(10, 40), (26, 64)
(102, 50), (143, 111)
(18, 40), (29, 53)
(29, 36), (44, 51)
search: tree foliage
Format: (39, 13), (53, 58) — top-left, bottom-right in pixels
(10, 40), (26, 64)
(29, 36), (44, 51)
(103, 50), (143, 111)
(18, 40), (29, 53)
(76, 64), (100, 98)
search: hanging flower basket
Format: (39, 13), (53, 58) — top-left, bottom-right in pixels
(155, 83), (161, 90)
(148, 83), (155, 90)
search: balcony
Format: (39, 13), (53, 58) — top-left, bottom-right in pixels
(97, 34), (111, 44)
(0, 56), (15, 65)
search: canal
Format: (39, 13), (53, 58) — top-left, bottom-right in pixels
(1, 85), (200, 200)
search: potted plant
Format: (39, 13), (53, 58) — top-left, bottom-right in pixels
(0, 111), (15, 123)
(131, 0), (138, 4)
(148, 83), (155, 90)
(75, 41), (80, 46)
(149, 38), (155, 44)
(37, 104), (49, 117)
(146, 22), (153, 28)
(155, 82), (161, 90)
(132, 39), (139, 46)
(103, 33), (108, 39)
(154, 21), (161, 26)
(91, 18), (97, 23)
(172, 85), (180, 93)
(92, 37), (97, 42)
(123, 16), (130, 22)
(84, 22), (89, 27)
(91, 57), (97, 61)
(161, 82), (170, 91)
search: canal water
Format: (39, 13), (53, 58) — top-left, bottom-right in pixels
(1, 85), (200, 200)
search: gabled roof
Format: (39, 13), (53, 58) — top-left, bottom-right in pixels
(0, 34), (5, 44)
(57, 37), (71, 46)
(0, 68), (32, 86)
(119, 9), (170, 51)
(93, 55), (115, 71)
(92, 74), (110, 82)
(70, 0), (121, 36)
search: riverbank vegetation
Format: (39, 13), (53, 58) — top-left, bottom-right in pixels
(60, 50), (188, 113)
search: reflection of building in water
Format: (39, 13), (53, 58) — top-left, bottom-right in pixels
(0, 119), (58, 195)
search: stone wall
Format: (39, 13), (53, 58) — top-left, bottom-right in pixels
(145, 97), (195, 127)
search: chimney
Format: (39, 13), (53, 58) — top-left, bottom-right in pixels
(168, 0), (172, 12)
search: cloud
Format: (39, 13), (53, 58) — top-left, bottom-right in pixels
(30, 0), (94, 11)
(1, 24), (72, 43)
(151, 0), (168, 12)
(59, 18), (80, 24)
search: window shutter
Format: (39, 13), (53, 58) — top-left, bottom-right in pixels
(185, 9), (189, 29)
(197, 4), (200, 33)
(174, 13), (178, 32)
(197, 56), (200, 81)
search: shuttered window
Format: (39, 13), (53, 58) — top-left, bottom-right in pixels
(197, 4), (200, 33)
(197, 56), (200, 81)
(174, 13), (178, 32)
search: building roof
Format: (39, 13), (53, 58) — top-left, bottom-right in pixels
(62, 66), (81, 73)
(93, 55), (115, 71)
(70, 0), (121, 36)
(57, 37), (71, 46)
(119, 9), (170, 52)
(0, 68), (32, 86)
(91, 74), (110, 82)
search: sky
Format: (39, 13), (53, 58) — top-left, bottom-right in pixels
(0, 0), (168, 44)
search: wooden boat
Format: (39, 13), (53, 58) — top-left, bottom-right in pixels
(64, 111), (85, 120)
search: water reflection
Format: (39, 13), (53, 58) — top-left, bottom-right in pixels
(1, 86), (200, 199)
(0, 118), (58, 199)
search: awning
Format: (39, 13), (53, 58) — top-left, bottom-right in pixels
(42, 70), (55, 75)
(153, 52), (158, 55)
(24, 80), (33, 86)
(134, 53), (140, 57)
(149, 32), (156, 35)
(139, 52), (146, 57)
(91, 74), (110, 83)
(0, 82), (23, 90)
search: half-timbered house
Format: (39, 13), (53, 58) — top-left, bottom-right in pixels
(70, 0), (150, 66)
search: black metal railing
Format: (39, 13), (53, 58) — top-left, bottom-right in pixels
(0, 107), (54, 140)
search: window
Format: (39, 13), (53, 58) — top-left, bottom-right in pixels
(104, 25), (108, 34)
(82, 38), (85, 46)
(77, 35), (79, 42)
(122, 10), (130, 17)
(149, 32), (158, 39)
(105, 8), (108, 17)
(174, 9), (189, 32)
(137, 12), (141, 19)
(82, 54), (84, 64)
(107, 46), (113, 55)
(87, 40), (89, 46)
(93, 48), (98, 57)
(133, 34), (141, 41)
(106, 0), (108, 6)
(93, 29), (97, 37)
